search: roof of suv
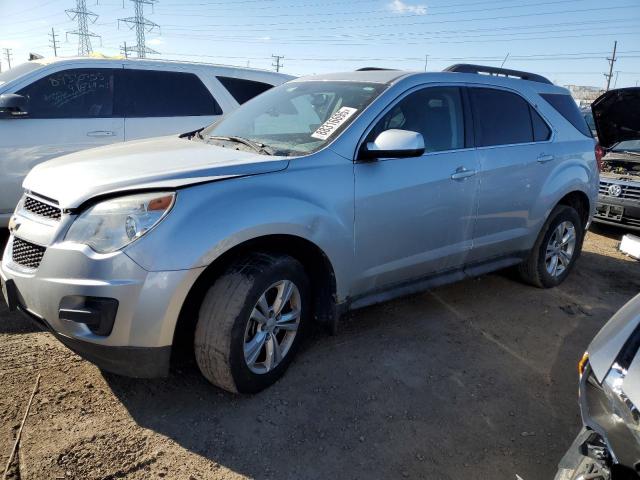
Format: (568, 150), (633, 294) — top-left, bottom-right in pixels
(297, 69), (568, 95)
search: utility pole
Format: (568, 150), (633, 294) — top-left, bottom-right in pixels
(604, 40), (617, 91)
(614, 71), (620, 89)
(120, 41), (129, 58)
(272, 54), (283, 72)
(3, 48), (12, 69)
(66, 0), (100, 56)
(424, 54), (428, 72)
(118, 0), (160, 59)
(49, 28), (60, 57)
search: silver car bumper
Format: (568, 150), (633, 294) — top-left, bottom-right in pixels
(1, 233), (204, 377)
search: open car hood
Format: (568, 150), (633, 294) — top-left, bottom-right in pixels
(592, 87), (640, 149)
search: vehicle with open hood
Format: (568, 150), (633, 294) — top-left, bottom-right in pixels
(556, 292), (640, 480)
(591, 87), (640, 230)
(1, 65), (598, 393)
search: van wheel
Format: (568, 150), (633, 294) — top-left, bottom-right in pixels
(518, 205), (584, 288)
(194, 253), (310, 394)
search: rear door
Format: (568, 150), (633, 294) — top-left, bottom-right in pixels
(466, 86), (553, 263)
(353, 85), (479, 295)
(121, 68), (223, 140)
(0, 66), (123, 219)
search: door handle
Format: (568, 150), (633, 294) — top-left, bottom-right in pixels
(87, 130), (115, 137)
(537, 153), (554, 163)
(450, 167), (477, 180)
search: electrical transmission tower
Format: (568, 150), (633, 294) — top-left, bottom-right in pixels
(118, 0), (160, 58)
(66, 0), (101, 56)
(272, 54), (284, 72)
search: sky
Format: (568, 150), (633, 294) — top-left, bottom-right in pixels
(0, 0), (639, 88)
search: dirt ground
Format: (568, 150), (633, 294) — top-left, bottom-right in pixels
(1, 225), (639, 480)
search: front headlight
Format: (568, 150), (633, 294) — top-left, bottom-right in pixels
(65, 192), (175, 253)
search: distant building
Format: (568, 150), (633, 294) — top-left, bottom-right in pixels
(564, 84), (604, 108)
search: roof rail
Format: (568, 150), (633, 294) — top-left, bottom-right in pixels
(444, 64), (553, 85)
(356, 67), (398, 71)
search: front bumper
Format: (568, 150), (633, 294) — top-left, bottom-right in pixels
(1, 233), (204, 377)
(555, 366), (640, 479)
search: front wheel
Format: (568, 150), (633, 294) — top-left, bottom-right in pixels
(194, 253), (310, 394)
(518, 205), (584, 288)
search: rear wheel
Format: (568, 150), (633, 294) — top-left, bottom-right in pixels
(518, 205), (584, 288)
(194, 253), (310, 393)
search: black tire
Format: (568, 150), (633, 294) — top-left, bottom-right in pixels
(194, 253), (310, 394)
(518, 205), (584, 288)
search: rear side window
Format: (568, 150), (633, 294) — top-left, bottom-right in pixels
(17, 68), (114, 118)
(540, 93), (591, 137)
(530, 107), (551, 142)
(217, 76), (274, 104)
(122, 70), (222, 117)
(470, 88), (534, 146)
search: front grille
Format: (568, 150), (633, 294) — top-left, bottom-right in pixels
(23, 196), (61, 221)
(12, 237), (46, 269)
(599, 180), (640, 201)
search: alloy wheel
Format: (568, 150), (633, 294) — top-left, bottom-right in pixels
(243, 280), (302, 374)
(545, 221), (577, 277)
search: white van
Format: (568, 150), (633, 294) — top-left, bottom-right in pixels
(0, 57), (293, 227)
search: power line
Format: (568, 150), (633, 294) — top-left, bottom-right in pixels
(118, 0), (160, 58)
(66, 0), (101, 56)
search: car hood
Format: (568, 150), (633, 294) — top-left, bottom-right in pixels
(23, 135), (289, 208)
(589, 293), (640, 404)
(592, 87), (640, 149)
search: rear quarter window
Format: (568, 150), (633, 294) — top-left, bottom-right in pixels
(540, 93), (592, 137)
(217, 76), (274, 105)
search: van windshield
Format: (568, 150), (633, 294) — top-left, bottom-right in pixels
(202, 81), (387, 156)
(0, 62), (43, 87)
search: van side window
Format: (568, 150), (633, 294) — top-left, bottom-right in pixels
(217, 76), (274, 105)
(122, 70), (222, 117)
(530, 106), (551, 142)
(368, 87), (465, 153)
(17, 68), (114, 118)
(470, 88), (535, 146)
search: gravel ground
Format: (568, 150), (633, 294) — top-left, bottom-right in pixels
(1, 225), (639, 480)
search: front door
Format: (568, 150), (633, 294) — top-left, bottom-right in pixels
(353, 86), (479, 296)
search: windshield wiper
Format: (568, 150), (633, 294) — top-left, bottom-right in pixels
(208, 135), (274, 155)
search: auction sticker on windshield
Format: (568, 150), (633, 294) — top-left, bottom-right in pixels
(311, 107), (358, 140)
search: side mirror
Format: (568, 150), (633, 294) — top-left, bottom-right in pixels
(0, 94), (29, 118)
(359, 129), (425, 160)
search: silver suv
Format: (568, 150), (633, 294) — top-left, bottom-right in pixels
(1, 65), (599, 393)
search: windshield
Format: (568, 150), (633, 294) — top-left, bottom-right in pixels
(202, 81), (387, 156)
(612, 139), (640, 153)
(0, 62), (43, 87)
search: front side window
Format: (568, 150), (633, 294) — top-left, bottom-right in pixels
(367, 87), (465, 153)
(470, 88), (535, 146)
(122, 70), (222, 117)
(17, 68), (114, 118)
(202, 81), (387, 156)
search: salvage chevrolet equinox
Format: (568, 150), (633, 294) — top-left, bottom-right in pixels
(2, 65), (600, 393)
